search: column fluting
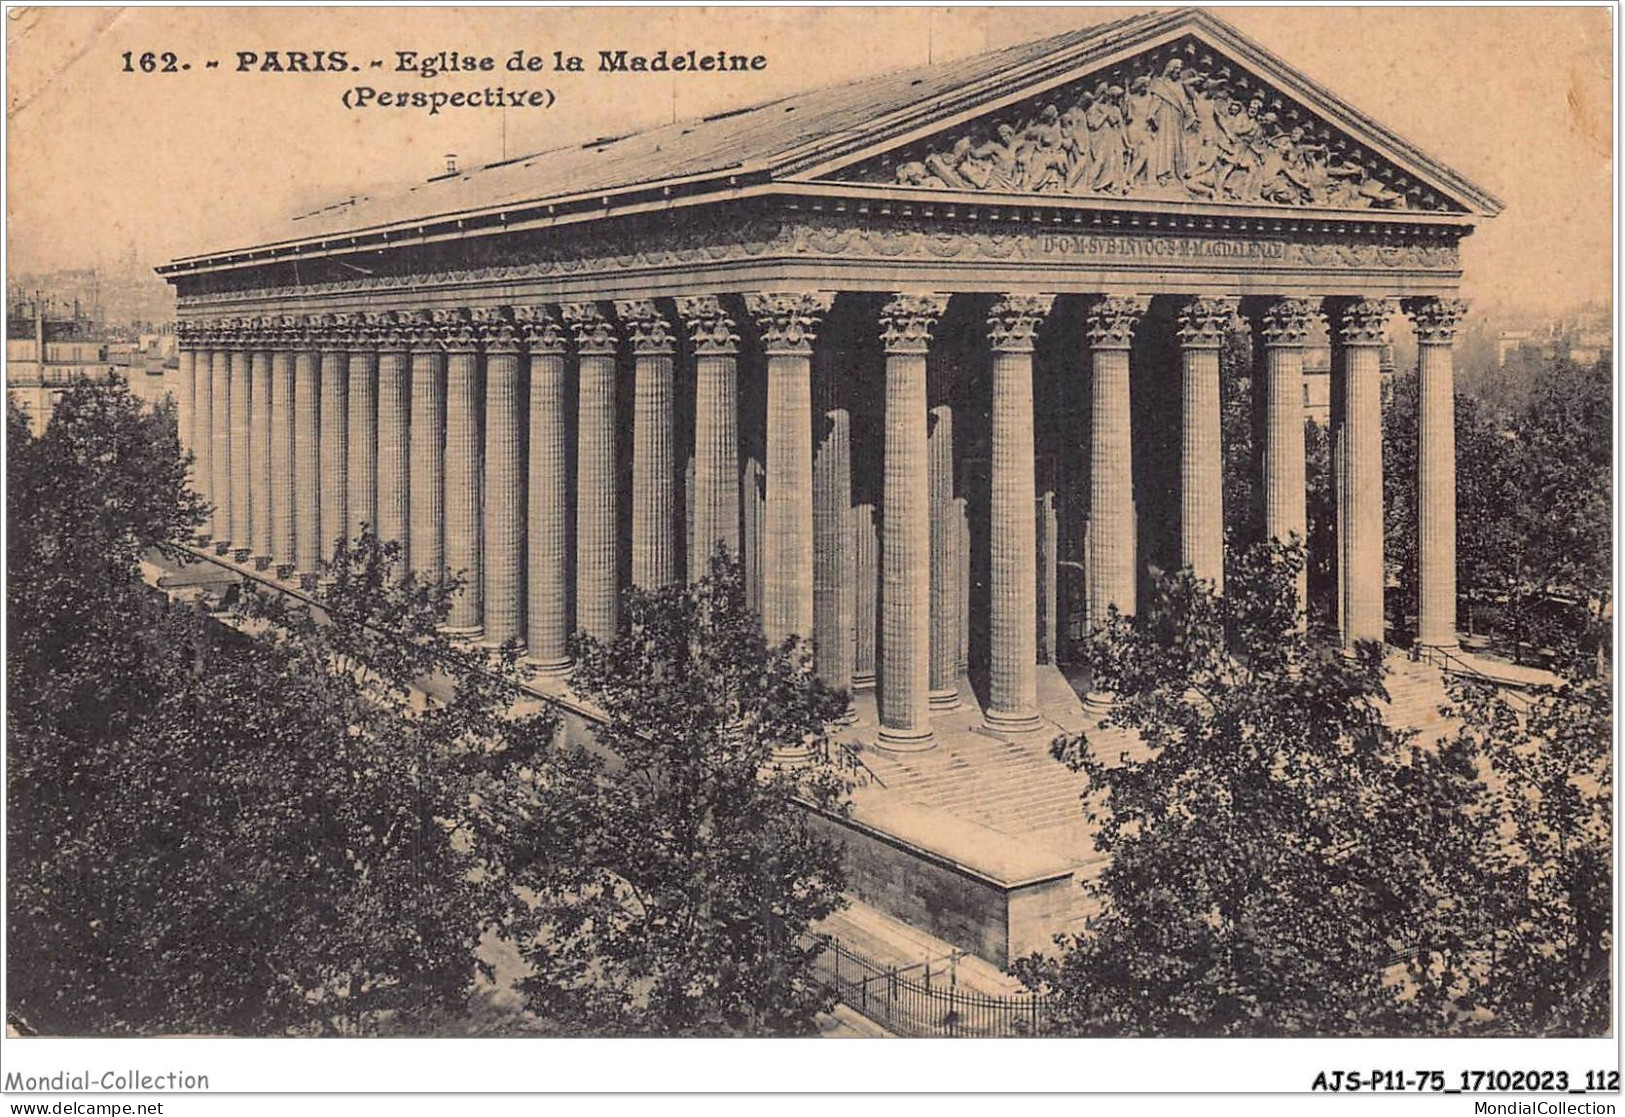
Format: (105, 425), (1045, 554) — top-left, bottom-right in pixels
(563, 302), (619, 643)
(677, 296), (741, 579)
(1331, 297), (1394, 649)
(229, 326), (254, 555)
(851, 503), (879, 691)
(407, 314), (447, 587)
(985, 294), (1054, 734)
(876, 293), (948, 750)
(182, 324), (212, 540)
(1405, 296), (1469, 651)
(269, 318), (297, 572)
(249, 328), (274, 564)
(617, 299), (678, 590)
(292, 319), (322, 576)
(747, 292), (831, 648)
(1085, 296), (1149, 627)
(375, 314), (413, 560)
(928, 402), (960, 710)
(317, 316), (350, 567)
(813, 341), (855, 707)
(346, 316), (381, 542)
(1177, 296), (1238, 592)
(520, 307), (572, 671)
(209, 331), (233, 545)
(480, 308), (524, 647)
(1258, 297), (1318, 621)
(443, 312), (483, 633)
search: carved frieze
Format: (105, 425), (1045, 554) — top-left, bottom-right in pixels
(176, 209), (1463, 316)
(851, 36), (1455, 213)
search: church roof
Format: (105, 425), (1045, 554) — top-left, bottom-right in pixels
(161, 8), (1499, 277)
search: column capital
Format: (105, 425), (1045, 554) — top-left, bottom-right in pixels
(1256, 296), (1322, 346)
(432, 308), (480, 354)
(1175, 296), (1241, 350)
(373, 311), (413, 352)
(1085, 295), (1151, 350)
(987, 294), (1055, 353)
(515, 305), (569, 354)
(311, 313), (353, 352)
(1328, 296), (1396, 346)
(676, 294), (740, 356)
(561, 302), (618, 355)
(472, 306), (522, 354)
(748, 291), (834, 355)
(1402, 296), (1470, 343)
(394, 309), (439, 350)
(222, 316), (257, 351)
(175, 321), (204, 350)
(878, 292), (949, 355)
(265, 314), (303, 350)
(614, 299), (678, 356)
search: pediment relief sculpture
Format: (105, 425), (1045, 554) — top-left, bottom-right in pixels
(849, 38), (1457, 213)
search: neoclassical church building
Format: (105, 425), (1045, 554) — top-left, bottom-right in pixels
(159, 9), (1499, 965)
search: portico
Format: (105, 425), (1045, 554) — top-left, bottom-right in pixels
(161, 7), (1499, 963)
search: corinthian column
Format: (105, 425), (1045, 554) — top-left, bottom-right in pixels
(1258, 297), (1318, 620)
(519, 306), (572, 672)
(443, 311), (483, 634)
(479, 308), (524, 647)
(852, 504), (879, 691)
(292, 317), (322, 576)
(248, 322), (275, 566)
(985, 294), (1054, 734)
(1086, 295), (1149, 627)
(346, 314), (381, 541)
(408, 313), (446, 586)
(174, 325), (196, 481)
(928, 401), (960, 710)
(375, 313), (413, 558)
(1330, 297), (1394, 649)
(184, 324), (213, 540)
(269, 317), (298, 574)
(1404, 296), (1469, 651)
(747, 291), (832, 648)
(813, 333), (855, 707)
(1177, 296), (1238, 592)
(876, 293), (948, 750)
(317, 316), (350, 567)
(677, 296), (741, 578)
(563, 302), (619, 643)
(209, 328), (233, 547)
(229, 323), (254, 557)
(617, 299), (678, 590)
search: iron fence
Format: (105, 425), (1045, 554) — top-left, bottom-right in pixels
(809, 934), (1051, 1037)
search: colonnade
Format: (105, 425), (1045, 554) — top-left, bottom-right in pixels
(172, 292), (1465, 750)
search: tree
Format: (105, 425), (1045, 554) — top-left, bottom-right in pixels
(1015, 542), (1504, 1036)
(8, 376), (550, 1035)
(500, 552), (850, 1036)
(1449, 676), (1612, 1035)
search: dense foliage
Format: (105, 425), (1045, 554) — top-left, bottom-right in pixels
(1018, 542), (1610, 1036)
(8, 377), (848, 1037)
(499, 553), (851, 1036)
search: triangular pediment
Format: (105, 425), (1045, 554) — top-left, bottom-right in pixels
(787, 12), (1499, 218)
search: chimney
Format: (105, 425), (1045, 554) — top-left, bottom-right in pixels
(445, 152), (458, 175)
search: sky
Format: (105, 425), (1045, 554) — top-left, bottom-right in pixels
(5, 5), (1613, 316)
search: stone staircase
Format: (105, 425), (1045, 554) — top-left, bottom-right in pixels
(852, 723), (1090, 838)
(1381, 652), (1456, 747)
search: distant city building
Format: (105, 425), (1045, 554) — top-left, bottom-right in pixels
(1497, 305), (1610, 368)
(6, 292), (173, 433)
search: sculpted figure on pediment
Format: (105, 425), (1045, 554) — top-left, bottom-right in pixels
(879, 43), (1437, 212)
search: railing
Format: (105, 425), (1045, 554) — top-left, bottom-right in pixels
(808, 933), (1050, 1037)
(1415, 643), (1533, 712)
